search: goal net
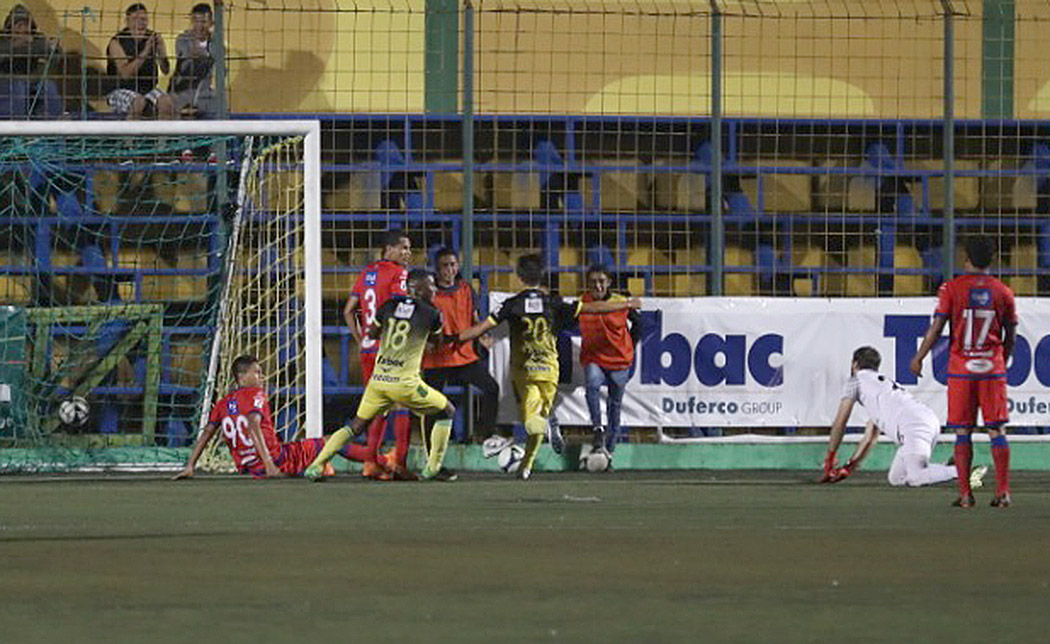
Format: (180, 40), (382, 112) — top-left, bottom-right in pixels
(0, 121), (321, 473)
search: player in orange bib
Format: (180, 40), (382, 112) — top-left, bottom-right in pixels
(910, 237), (1017, 508)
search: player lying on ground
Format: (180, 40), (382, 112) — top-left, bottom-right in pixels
(456, 254), (641, 480)
(909, 236), (1016, 508)
(821, 346), (985, 489)
(173, 355), (372, 479)
(306, 269), (458, 482)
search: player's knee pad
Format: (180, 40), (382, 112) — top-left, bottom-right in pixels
(523, 416), (547, 437)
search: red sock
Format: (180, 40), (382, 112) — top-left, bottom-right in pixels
(393, 413), (412, 468)
(991, 438), (1011, 496)
(954, 439), (973, 497)
(364, 416), (387, 462)
(340, 443), (369, 463)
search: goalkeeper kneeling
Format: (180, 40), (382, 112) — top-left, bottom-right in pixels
(821, 346), (984, 489)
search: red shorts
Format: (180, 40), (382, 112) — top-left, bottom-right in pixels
(242, 438), (325, 477)
(947, 376), (1008, 430)
(360, 351), (377, 383)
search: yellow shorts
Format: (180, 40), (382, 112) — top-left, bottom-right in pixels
(356, 377), (449, 421)
(512, 378), (558, 423)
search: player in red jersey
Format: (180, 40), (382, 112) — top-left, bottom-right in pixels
(342, 229), (413, 479)
(173, 355), (370, 479)
(910, 237), (1017, 508)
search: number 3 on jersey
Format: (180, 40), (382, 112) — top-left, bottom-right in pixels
(361, 288), (378, 350)
(962, 308), (995, 351)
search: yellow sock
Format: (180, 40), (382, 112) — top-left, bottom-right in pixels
(424, 419), (452, 476)
(521, 433), (543, 472)
(308, 427), (353, 469)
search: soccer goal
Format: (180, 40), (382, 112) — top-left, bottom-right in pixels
(0, 120), (321, 473)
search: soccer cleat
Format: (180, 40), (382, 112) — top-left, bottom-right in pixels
(322, 462), (335, 477)
(548, 421), (565, 455)
(389, 466), (419, 482)
(990, 493), (1012, 508)
(518, 466), (532, 481)
(361, 460), (391, 480)
(304, 463), (327, 482)
(951, 494), (976, 508)
(377, 450), (397, 475)
(421, 466), (458, 482)
(969, 465), (988, 490)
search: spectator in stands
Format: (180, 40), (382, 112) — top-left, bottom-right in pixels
(170, 3), (215, 118)
(106, 3), (175, 119)
(578, 264), (642, 459)
(422, 248), (503, 445)
(0, 4), (63, 118)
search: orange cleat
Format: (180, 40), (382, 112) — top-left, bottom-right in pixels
(361, 460), (391, 480)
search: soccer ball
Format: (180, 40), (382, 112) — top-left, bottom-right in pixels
(496, 444), (525, 473)
(58, 396), (90, 427)
(580, 448), (611, 473)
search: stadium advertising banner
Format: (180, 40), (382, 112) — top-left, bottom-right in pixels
(487, 296), (1050, 428)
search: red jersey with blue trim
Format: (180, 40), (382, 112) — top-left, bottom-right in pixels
(934, 272), (1017, 378)
(351, 259), (408, 355)
(208, 386), (281, 471)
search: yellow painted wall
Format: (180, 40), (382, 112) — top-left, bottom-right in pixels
(0, 0), (1030, 118)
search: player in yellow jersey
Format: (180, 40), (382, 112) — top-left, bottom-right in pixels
(457, 254), (641, 479)
(305, 269), (458, 481)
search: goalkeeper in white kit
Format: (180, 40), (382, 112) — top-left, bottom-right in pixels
(821, 346), (986, 488)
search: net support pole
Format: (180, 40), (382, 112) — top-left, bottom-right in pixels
(214, 0), (230, 234)
(709, 2), (725, 296)
(942, 1), (957, 280)
(461, 1), (476, 439)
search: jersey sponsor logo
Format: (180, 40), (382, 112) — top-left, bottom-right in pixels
(364, 271), (378, 286)
(226, 399), (239, 414)
(372, 374), (400, 383)
(965, 358), (994, 373)
(378, 355), (405, 367)
(253, 393), (265, 408)
(525, 297), (543, 314)
(968, 288), (991, 307)
(395, 301), (416, 319)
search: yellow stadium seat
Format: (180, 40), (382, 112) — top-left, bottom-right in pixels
(724, 246), (755, 296)
(893, 246), (925, 296)
(557, 247), (582, 296)
(491, 173), (540, 211)
(168, 342), (204, 386)
(321, 249), (355, 302)
(906, 159), (979, 212)
(0, 252), (32, 305)
(652, 172), (706, 212)
(421, 167), (488, 213)
(169, 253), (210, 301)
(846, 245), (877, 296)
(1008, 244), (1039, 296)
(50, 250), (97, 304)
(792, 245), (843, 296)
(116, 248), (166, 302)
(580, 162), (646, 212)
(172, 173), (209, 214)
(740, 159), (811, 213)
(815, 160), (850, 213)
(626, 247), (672, 295)
(846, 177), (877, 212)
(673, 247), (707, 296)
(323, 173), (383, 212)
(980, 160), (1037, 212)
(92, 171), (120, 214)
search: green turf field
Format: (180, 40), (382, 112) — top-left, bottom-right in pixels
(2, 471), (1049, 644)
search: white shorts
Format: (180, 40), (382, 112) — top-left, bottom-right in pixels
(107, 88), (167, 114)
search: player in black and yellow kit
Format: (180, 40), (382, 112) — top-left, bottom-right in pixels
(305, 269), (458, 481)
(458, 254), (640, 479)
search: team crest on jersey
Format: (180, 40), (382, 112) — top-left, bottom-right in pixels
(969, 288), (992, 307)
(364, 271), (378, 286)
(226, 399), (239, 414)
(395, 301), (416, 319)
(254, 393), (266, 409)
(525, 297), (543, 314)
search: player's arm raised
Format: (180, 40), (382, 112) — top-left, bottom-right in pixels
(172, 422), (218, 480)
(909, 314), (948, 377)
(245, 412), (283, 478)
(579, 297), (642, 314)
(822, 397), (855, 482)
(458, 317), (498, 343)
